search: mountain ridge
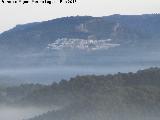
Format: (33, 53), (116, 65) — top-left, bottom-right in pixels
(0, 14), (160, 67)
(1, 14), (160, 53)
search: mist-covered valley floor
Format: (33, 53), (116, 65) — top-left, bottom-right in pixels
(0, 63), (158, 85)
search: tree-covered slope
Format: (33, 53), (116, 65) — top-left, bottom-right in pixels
(1, 68), (160, 120)
(25, 68), (160, 120)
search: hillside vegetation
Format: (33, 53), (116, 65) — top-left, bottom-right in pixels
(1, 68), (160, 120)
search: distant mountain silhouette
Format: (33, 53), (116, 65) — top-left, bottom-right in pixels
(0, 14), (160, 67)
(0, 14), (160, 53)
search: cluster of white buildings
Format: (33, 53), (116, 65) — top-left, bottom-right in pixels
(47, 38), (120, 51)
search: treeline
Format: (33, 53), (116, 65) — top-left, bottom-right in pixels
(28, 67), (160, 120)
(1, 67), (160, 106)
(1, 67), (160, 120)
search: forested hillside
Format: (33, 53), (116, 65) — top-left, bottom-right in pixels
(1, 68), (160, 120)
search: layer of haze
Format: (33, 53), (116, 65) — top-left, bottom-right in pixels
(0, 105), (53, 120)
(0, 0), (160, 33)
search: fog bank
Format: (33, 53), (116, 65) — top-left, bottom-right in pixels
(0, 105), (52, 120)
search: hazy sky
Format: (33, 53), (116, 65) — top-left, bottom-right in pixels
(0, 0), (160, 33)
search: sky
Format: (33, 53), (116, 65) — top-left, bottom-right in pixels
(0, 0), (160, 33)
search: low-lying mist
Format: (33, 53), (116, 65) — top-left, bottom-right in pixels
(0, 105), (52, 120)
(0, 64), (157, 85)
